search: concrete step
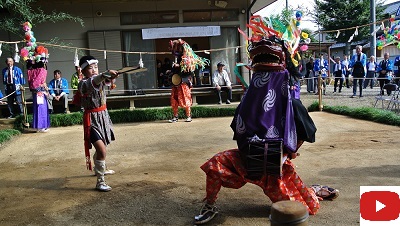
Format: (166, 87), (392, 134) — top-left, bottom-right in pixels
(0, 118), (16, 125)
(0, 118), (16, 131)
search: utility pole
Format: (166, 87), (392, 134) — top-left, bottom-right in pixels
(370, 0), (376, 57)
(286, 0), (288, 10)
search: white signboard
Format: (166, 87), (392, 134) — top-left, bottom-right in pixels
(142, 26), (221, 39)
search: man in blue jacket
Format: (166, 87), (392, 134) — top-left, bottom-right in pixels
(392, 55), (400, 86)
(377, 52), (394, 96)
(2, 57), (25, 118)
(48, 70), (70, 113)
(332, 56), (346, 93)
(350, 45), (367, 97)
(313, 54), (328, 95)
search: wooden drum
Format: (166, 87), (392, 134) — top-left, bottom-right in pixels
(245, 140), (283, 180)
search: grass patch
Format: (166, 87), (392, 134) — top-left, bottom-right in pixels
(308, 101), (400, 126)
(0, 129), (21, 145)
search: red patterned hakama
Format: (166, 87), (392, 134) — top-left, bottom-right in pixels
(171, 83), (192, 117)
(200, 149), (320, 215)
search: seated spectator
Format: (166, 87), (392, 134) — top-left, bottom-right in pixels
(71, 66), (83, 91)
(162, 58), (172, 87)
(212, 62), (232, 104)
(48, 70), (69, 113)
(156, 59), (164, 88)
(0, 90), (4, 104)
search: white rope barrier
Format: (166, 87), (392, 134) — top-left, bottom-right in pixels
(0, 40), (245, 55)
(0, 90), (16, 101)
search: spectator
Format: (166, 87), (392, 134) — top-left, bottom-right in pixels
(342, 55), (351, 88)
(48, 70), (70, 114)
(2, 57), (25, 118)
(212, 62), (232, 104)
(313, 54), (328, 95)
(305, 57), (315, 93)
(394, 55), (400, 86)
(332, 56), (345, 93)
(71, 66), (83, 91)
(364, 56), (377, 89)
(377, 52), (394, 95)
(0, 90), (4, 104)
(156, 59), (164, 88)
(350, 45), (367, 98)
(162, 58), (172, 87)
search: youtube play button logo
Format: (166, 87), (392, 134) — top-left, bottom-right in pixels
(360, 186), (400, 225)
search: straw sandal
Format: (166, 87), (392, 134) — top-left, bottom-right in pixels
(311, 184), (339, 200)
(194, 203), (219, 225)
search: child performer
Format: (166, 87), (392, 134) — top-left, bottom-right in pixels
(78, 55), (118, 192)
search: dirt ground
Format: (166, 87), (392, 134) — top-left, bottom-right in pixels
(0, 111), (400, 226)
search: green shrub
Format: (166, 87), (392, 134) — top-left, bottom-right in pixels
(13, 103), (400, 133)
(308, 101), (320, 112)
(14, 106), (237, 130)
(0, 129), (21, 145)
(323, 105), (400, 126)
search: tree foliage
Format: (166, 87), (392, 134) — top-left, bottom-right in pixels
(269, 7), (317, 42)
(0, 0), (84, 36)
(310, 0), (385, 43)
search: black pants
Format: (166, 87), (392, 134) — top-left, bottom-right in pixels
(379, 76), (391, 95)
(216, 87), (232, 103)
(333, 71), (343, 92)
(334, 77), (343, 92)
(344, 71), (350, 88)
(5, 84), (23, 116)
(352, 78), (364, 96)
(364, 71), (375, 89)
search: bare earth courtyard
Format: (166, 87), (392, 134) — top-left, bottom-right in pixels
(0, 112), (400, 226)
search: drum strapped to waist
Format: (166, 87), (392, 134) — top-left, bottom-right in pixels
(170, 73), (191, 86)
(244, 139), (283, 180)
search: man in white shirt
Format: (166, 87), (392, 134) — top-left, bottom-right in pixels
(212, 62), (232, 104)
(342, 55), (350, 88)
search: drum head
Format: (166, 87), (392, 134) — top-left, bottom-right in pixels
(171, 74), (182, 86)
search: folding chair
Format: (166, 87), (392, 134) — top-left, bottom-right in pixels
(373, 83), (398, 109)
(388, 87), (400, 112)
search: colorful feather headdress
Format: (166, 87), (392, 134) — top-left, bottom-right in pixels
(169, 39), (210, 73)
(238, 12), (310, 57)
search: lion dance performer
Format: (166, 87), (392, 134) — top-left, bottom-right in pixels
(194, 14), (339, 225)
(168, 39), (209, 123)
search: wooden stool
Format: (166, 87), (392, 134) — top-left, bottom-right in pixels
(269, 200), (309, 226)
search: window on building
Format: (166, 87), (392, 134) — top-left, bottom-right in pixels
(211, 9), (239, 21)
(121, 11), (179, 25)
(183, 9), (239, 22)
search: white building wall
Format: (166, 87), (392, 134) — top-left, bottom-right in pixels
(1, 0), (253, 94)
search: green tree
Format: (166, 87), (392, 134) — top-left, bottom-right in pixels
(0, 0), (83, 35)
(0, 0), (83, 54)
(310, 0), (385, 55)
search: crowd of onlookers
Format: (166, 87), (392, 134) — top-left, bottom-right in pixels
(4, 44), (398, 121)
(303, 45), (400, 97)
(1, 57), (75, 120)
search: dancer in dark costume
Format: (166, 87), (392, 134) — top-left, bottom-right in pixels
(194, 15), (339, 225)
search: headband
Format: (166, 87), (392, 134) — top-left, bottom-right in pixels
(80, 59), (98, 70)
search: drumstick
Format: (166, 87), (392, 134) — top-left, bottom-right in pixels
(100, 66), (148, 78)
